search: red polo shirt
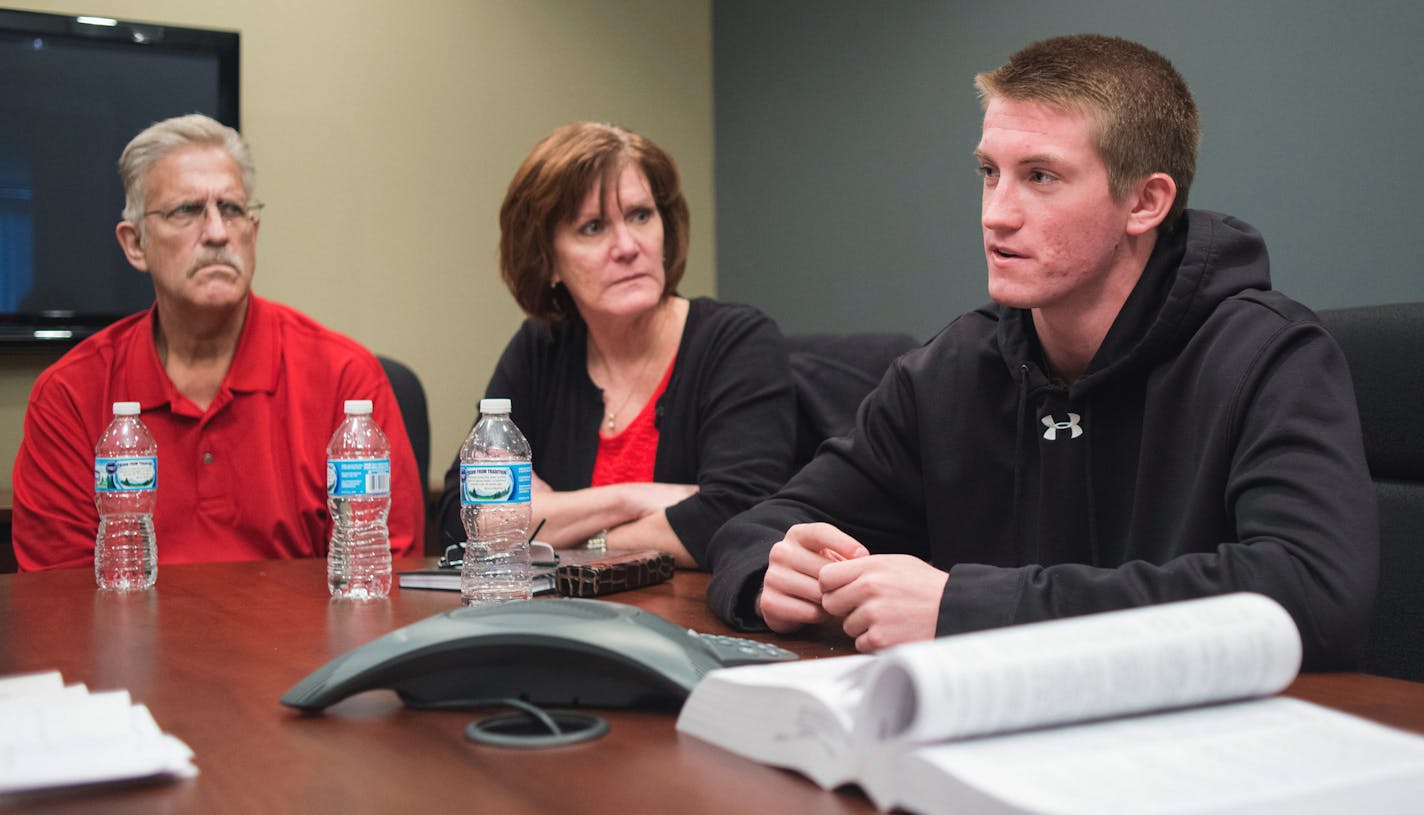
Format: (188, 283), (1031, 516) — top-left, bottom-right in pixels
(13, 294), (424, 570)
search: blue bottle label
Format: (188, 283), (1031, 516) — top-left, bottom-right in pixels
(327, 458), (391, 497)
(460, 462), (532, 505)
(94, 456), (158, 492)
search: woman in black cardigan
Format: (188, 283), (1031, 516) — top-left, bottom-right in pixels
(438, 122), (794, 567)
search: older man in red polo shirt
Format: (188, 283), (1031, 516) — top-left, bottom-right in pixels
(12, 114), (424, 570)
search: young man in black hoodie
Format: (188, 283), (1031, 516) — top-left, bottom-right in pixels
(705, 34), (1376, 670)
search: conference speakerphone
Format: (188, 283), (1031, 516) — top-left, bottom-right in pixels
(281, 598), (798, 713)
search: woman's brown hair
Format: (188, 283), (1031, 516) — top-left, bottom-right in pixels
(499, 122), (690, 325)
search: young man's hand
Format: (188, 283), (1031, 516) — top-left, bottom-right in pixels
(757, 523), (867, 633)
(819, 554), (948, 652)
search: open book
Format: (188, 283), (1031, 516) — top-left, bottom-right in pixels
(676, 593), (1424, 814)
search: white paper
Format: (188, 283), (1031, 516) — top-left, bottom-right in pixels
(869, 698), (1424, 815)
(0, 671), (197, 797)
(856, 593), (1301, 748)
(677, 655), (874, 788)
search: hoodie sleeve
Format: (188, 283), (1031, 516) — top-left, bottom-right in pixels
(706, 356), (933, 629)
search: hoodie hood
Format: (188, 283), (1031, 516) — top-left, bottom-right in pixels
(995, 210), (1272, 394)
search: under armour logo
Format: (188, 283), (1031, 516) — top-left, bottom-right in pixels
(1041, 413), (1083, 441)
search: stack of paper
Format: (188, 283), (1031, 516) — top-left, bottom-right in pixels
(0, 671), (196, 797)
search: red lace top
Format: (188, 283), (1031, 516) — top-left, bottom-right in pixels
(591, 359), (675, 486)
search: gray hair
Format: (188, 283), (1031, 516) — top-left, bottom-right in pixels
(118, 113), (256, 229)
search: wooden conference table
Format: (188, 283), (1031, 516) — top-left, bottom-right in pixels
(3, 559), (1424, 814)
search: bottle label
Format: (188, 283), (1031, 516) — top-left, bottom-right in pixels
(94, 456), (158, 492)
(460, 462), (532, 505)
(327, 458), (391, 497)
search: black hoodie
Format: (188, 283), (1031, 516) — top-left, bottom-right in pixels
(707, 210), (1377, 670)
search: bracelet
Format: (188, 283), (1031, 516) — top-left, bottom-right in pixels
(585, 529), (608, 551)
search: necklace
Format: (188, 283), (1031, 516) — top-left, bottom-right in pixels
(592, 308), (670, 434)
(600, 350), (657, 433)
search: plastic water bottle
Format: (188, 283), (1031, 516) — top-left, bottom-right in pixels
(93, 401), (158, 590)
(459, 398), (533, 606)
(326, 399), (393, 599)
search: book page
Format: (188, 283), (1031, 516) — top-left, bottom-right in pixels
(676, 655), (874, 788)
(870, 698), (1424, 815)
(854, 593), (1300, 748)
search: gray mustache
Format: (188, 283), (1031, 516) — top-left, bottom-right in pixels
(187, 252), (244, 278)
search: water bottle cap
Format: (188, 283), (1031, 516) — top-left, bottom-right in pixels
(479, 398), (512, 414)
(343, 399), (374, 415)
(112, 401), (141, 416)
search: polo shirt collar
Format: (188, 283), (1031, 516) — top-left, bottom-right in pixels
(123, 307), (173, 412)
(223, 294), (281, 395)
(124, 294), (280, 416)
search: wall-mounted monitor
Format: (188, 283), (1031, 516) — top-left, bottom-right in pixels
(0, 9), (239, 346)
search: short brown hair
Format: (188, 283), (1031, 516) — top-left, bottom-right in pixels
(975, 34), (1199, 230)
(499, 122), (690, 325)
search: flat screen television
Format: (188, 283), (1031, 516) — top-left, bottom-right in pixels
(0, 9), (239, 346)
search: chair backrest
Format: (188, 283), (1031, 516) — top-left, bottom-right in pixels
(377, 355), (430, 506)
(1318, 303), (1424, 681)
(786, 332), (920, 468)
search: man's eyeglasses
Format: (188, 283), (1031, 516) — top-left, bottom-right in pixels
(142, 199), (264, 230)
(438, 542), (465, 570)
(439, 518), (547, 570)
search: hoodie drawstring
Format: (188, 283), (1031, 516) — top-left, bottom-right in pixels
(1083, 394), (1100, 567)
(1013, 364), (1029, 562)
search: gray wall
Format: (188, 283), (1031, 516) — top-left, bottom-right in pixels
(714, 0), (1424, 339)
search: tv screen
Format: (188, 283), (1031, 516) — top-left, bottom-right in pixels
(0, 9), (238, 345)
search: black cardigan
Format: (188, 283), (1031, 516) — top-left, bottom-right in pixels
(439, 297), (796, 565)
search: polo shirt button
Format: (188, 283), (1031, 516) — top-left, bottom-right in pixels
(203, 452), (214, 464)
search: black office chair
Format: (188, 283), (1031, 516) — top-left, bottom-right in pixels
(1319, 303), (1424, 681)
(785, 332), (920, 468)
(377, 356), (434, 551)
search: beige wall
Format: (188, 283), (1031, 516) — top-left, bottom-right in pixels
(2, 0), (715, 493)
